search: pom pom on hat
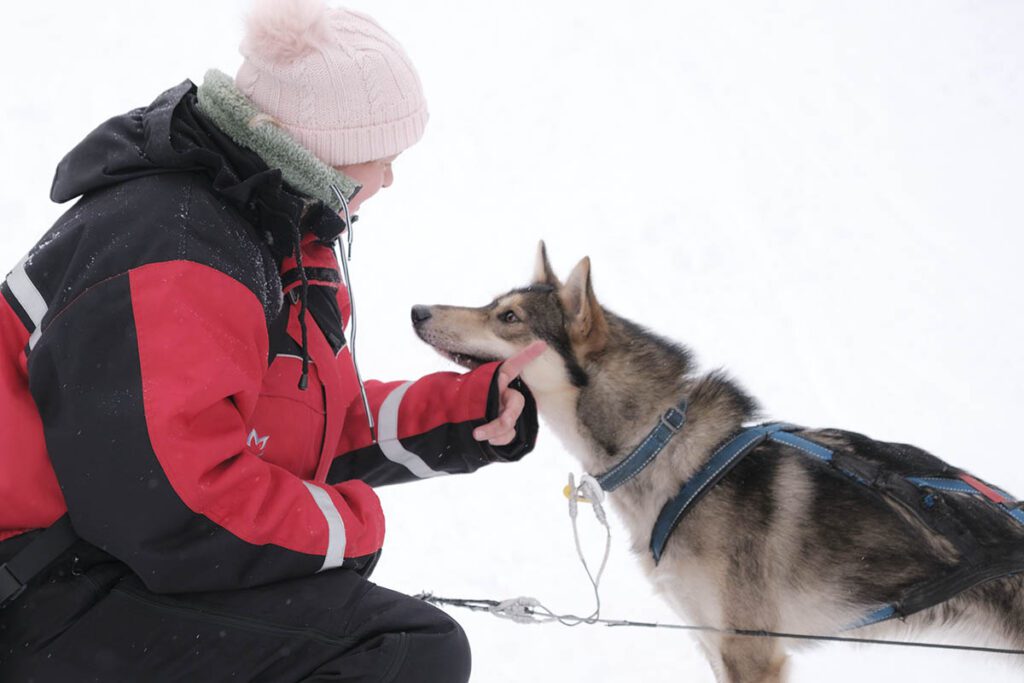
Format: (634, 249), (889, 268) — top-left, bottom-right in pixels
(242, 0), (332, 63)
(236, 0), (429, 166)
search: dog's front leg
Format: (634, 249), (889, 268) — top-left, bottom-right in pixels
(712, 635), (789, 683)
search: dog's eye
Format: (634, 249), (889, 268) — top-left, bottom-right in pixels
(500, 310), (520, 324)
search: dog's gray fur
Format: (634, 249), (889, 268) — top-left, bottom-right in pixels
(412, 242), (1024, 682)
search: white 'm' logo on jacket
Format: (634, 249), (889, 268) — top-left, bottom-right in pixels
(247, 429), (270, 454)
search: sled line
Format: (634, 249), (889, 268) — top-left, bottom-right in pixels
(415, 592), (1024, 657)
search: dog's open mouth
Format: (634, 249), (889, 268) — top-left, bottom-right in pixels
(412, 324), (502, 369)
(436, 348), (500, 370)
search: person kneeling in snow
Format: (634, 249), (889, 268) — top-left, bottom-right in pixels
(0, 2), (542, 680)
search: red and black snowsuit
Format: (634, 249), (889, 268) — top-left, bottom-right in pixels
(0, 81), (536, 681)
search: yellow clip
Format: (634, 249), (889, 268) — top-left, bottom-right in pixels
(563, 484), (593, 504)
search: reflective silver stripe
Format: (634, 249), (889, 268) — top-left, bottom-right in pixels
(302, 482), (347, 571)
(7, 256), (48, 349)
(378, 381), (447, 479)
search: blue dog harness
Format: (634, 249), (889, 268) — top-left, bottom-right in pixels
(593, 400), (688, 493)
(593, 405), (1024, 629)
(648, 422), (832, 563)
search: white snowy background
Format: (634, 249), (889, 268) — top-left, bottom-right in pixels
(3, 1), (1023, 681)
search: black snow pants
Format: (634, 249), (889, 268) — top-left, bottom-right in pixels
(0, 532), (471, 682)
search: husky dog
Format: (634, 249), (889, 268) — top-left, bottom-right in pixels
(411, 243), (1024, 683)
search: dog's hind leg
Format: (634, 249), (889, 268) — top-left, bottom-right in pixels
(711, 636), (789, 683)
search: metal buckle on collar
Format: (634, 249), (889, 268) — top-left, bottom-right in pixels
(0, 563), (26, 607)
(660, 408), (685, 433)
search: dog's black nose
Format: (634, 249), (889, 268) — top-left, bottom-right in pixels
(411, 305), (432, 325)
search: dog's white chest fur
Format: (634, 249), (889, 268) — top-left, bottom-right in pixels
(533, 389), (596, 469)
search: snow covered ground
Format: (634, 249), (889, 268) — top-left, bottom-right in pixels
(3, 1), (1023, 680)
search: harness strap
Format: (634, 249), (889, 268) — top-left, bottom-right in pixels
(900, 548), (1024, 616)
(650, 422), (798, 562)
(0, 514), (78, 607)
(850, 545), (1024, 629)
(909, 476), (1024, 524)
(846, 604), (898, 629)
(881, 474), (980, 556)
(595, 400), (688, 492)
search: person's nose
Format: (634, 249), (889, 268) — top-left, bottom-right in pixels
(382, 163), (394, 188)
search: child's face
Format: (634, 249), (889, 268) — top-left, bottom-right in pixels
(335, 154), (398, 216)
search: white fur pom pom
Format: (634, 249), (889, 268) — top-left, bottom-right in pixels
(243, 0), (333, 63)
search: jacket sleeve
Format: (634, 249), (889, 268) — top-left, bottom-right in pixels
(326, 361), (539, 487)
(27, 260), (384, 593)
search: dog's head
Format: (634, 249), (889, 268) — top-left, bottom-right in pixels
(411, 242), (608, 392)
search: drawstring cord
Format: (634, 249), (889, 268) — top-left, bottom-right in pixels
(292, 222), (311, 391)
(330, 184), (376, 444)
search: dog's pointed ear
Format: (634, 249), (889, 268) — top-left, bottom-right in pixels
(533, 240), (561, 287)
(561, 256), (607, 353)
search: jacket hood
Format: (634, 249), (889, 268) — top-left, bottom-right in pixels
(50, 80), (354, 257)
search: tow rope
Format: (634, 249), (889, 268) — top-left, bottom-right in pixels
(415, 591), (1024, 657)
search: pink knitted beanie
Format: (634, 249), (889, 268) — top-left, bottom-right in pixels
(235, 0), (428, 166)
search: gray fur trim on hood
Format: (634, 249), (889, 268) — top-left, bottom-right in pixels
(196, 69), (361, 212)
